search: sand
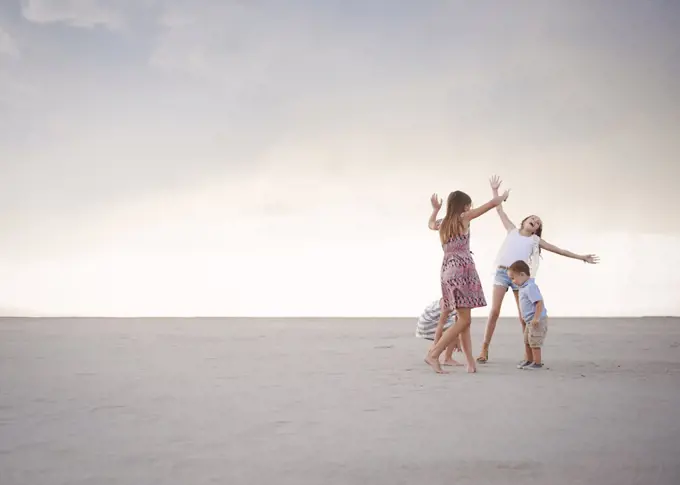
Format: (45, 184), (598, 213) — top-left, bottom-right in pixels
(1, 316), (679, 485)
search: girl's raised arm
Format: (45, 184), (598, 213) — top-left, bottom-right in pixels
(464, 190), (509, 221)
(495, 205), (516, 232)
(489, 175), (515, 232)
(539, 239), (600, 264)
(428, 193), (442, 230)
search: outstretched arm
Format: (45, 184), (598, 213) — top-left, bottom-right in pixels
(428, 210), (441, 231)
(489, 175), (515, 232)
(464, 191), (509, 221)
(539, 239), (600, 264)
(495, 204), (516, 232)
(428, 193), (442, 230)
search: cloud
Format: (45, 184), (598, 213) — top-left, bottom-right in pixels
(148, 2), (325, 83)
(3, 3), (680, 222)
(0, 25), (19, 58)
(20, 0), (129, 30)
(1, 0), (680, 316)
(3, 0), (679, 238)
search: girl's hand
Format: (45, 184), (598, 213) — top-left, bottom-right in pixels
(430, 193), (442, 211)
(493, 189), (510, 206)
(582, 254), (600, 264)
(489, 175), (502, 192)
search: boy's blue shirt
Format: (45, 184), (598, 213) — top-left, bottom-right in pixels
(518, 279), (548, 322)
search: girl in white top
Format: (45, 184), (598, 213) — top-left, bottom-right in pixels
(476, 176), (600, 364)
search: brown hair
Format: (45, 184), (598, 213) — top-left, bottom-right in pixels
(508, 260), (531, 276)
(439, 191), (472, 244)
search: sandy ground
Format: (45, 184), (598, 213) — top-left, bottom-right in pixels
(1, 316), (679, 485)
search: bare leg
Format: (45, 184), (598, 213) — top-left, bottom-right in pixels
(443, 335), (463, 366)
(425, 308), (472, 374)
(524, 342), (533, 363)
(428, 342), (461, 365)
(444, 342), (454, 360)
(477, 285), (507, 363)
(460, 326), (476, 373)
(512, 290), (531, 361)
(425, 308), (452, 373)
(444, 313), (463, 365)
(531, 347), (542, 365)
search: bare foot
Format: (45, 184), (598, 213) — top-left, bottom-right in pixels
(465, 363), (477, 373)
(442, 358), (464, 367)
(424, 354), (447, 374)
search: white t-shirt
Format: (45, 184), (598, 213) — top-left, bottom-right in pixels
(494, 228), (541, 276)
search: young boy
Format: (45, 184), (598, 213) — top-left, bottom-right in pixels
(507, 260), (548, 370)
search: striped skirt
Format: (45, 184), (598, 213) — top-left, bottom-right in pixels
(415, 299), (457, 341)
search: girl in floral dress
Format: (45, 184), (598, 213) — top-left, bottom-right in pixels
(425, 183), (509, 374)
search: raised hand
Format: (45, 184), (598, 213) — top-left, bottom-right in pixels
(430, 193), (442, 211)
(489, 174), (502, 192)
(582, 254), (600, 264)
(500, 189), (510, 201)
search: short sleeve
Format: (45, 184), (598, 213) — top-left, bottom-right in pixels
(526, 282), (543, 303)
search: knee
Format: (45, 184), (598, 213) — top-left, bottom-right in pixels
(488, 308), (501, 321)
(458, 313), (472, 327)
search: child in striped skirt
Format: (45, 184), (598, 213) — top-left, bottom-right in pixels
(416, 299), (463, 366)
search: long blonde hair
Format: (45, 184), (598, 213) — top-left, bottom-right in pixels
(439, 190), (472, 244)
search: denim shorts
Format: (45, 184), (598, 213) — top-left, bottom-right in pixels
(493, 267), (519, 291)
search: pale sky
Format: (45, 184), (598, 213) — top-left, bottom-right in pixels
(1, 0), (679, 317)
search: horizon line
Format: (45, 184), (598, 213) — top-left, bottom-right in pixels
(1, 315), (678, 320)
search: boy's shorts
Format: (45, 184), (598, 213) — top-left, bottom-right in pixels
(524, 316), (548, 348)
(494, 267), (519, 291)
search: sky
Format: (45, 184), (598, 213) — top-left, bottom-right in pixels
(0, 0), (679, 317)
